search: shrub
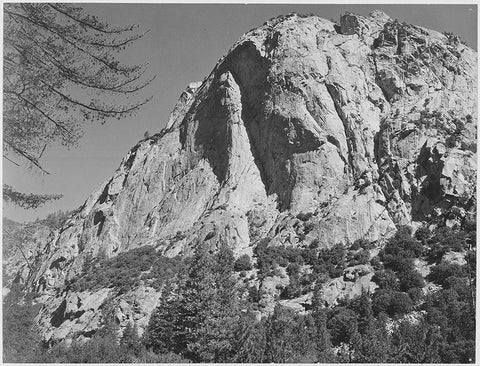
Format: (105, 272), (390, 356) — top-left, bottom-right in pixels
(301, 248), (317, 266)
(370, 256), (382, 269)
(327, 307), (359, 346)
(398, 270), (425, 292)
(277, 256), (289, 267)
(381, 253), (414, 273)
(372, 289), (413, 317)
(465, 250), (476, 273)
(428, 263), (466, 286)
(296, 212), (313, 221)
(286, 262), (301, 277)
(445, 135), (457, 148)
(465, 231), (476, 247)
(248, 285), (261, 303)
(299, 273), (315, 289)
(452, 117), (465, 134)
(443, 277), (470, 300)
(407, 287), (424, 303)
(254, 242), (306, 277)
(272, 266), (283, 277)
(426, 228), (467, 263)
(303, 221), (315, 234)
(379, 228), (423, 275)
(427, 242), (449, 264)
(351, 238), (373, 251)
(348, 249), (370, 266)
(313, 263), (328, 274)
(283, 247), (305, 264)
(390, 292), (414, 316)
(329, 266), (344, 278)
(139, 351), (191, 363)
(383, 227), (423, 258)
(309, 239), (319, 249)
(323, 243), (346, 266)
(234, 254), (253, 271)
(372, 269), (399, 291)
(414, 226), (431, 243)
(372, 289), (392, 316)
(280, 282), (301, 299)
(69, 246), (184, 292)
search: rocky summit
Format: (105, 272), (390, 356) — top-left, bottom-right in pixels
(14, 11), (476, 343)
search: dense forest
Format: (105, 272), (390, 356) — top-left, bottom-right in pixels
(3, 223), (475, 363)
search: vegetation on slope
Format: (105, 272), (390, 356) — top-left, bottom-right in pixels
(68, 245), (185, 293)
(3, 222), (475, 363)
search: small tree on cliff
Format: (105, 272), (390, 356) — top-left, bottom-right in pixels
(3, 3), (154, 207)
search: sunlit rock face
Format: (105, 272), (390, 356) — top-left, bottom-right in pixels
(21, 11), (476, 342)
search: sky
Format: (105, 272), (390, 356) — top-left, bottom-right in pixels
(3, 3), (478, 223)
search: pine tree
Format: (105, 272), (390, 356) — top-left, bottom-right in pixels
(67, 321), (122, 363)
(391, 320), (442, 363)
(352, 318), (393, 363)
(348, 290), (374, 334)
(2, 285), (44, 362)
(144, 243), (243, 362)
(179, 243), (218, 361)
(233, 311), (267, 363)
(311, 282), (335, 362)
(120, 321), (142, 360)
(264, 304), (302, 362)
(264, 304), (318, 362)
(186, 243), (241, 362)
(144, 280), (183, 355)
(209, 243), (242, 362)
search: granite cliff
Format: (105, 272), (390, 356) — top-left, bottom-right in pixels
(12, 11), (476, 343)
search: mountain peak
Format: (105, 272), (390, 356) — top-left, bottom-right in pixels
(16, 11), (477, 343)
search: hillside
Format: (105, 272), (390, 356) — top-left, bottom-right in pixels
(5, 10), (476, 363)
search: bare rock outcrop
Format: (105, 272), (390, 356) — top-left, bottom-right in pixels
(19, 11), (476, 342)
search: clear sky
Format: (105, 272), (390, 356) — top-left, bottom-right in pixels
(3, 3), (477, 222)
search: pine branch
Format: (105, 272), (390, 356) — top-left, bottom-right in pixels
(5, 90), (75, 138)
(3, 3), (154, 180)
(6, 35), (151, 93)
(41, 5), (149, 49)
(5, 9), (136, 74)
(3, 155), (20, 167)
(43, 81), (153, 114)
(3, 184), (62, 209)
(5, 143), (49, 174)
(48, 4), (136, 35)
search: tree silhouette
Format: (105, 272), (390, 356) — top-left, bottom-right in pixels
(3, 3), (154, 206)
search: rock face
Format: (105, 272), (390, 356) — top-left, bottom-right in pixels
(21, 11), (476, 342)
(3, 218), (52, 291)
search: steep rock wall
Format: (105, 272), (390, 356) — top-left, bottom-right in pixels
(22, 11), (476, 342)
